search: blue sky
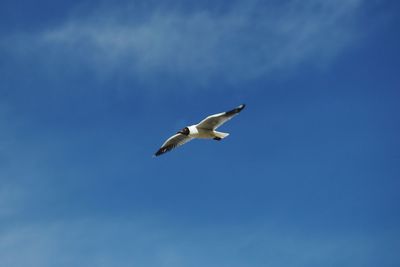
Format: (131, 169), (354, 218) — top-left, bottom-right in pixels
(1, 0), (400, 266)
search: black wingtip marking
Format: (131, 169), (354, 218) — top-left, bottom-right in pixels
(226, 104), (246, 116)
(154, 150), (163, 157)
(154, 148), (167, 157)
(154, 144), (175, 157)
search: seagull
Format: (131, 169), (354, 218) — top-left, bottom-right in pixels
(154, 104), (246, 156)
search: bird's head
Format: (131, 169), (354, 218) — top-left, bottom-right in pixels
(177, 127), (190, 136)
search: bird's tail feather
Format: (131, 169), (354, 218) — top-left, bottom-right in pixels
(214, 131), (230, 139)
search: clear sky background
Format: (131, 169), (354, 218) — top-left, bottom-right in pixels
(1, 0), (400, 266)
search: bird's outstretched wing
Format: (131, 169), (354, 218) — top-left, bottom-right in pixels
(154, 133), (193, 156)
(196, 104), (245, 130)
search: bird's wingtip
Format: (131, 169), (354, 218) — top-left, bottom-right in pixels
(154, 146), (169, 157)
(225, 103), (246, 116)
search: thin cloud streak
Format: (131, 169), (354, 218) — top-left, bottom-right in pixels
(3, 0), (365, 85)
(1, 217), (395, 267)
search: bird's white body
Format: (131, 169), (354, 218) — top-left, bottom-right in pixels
(187, 125), (229, 139)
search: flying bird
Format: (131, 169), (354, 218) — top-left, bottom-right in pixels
(154, 104), (246, 156)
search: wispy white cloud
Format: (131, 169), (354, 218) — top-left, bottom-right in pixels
(3, 0), (366, 85)
(0, 217), (397, 267)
